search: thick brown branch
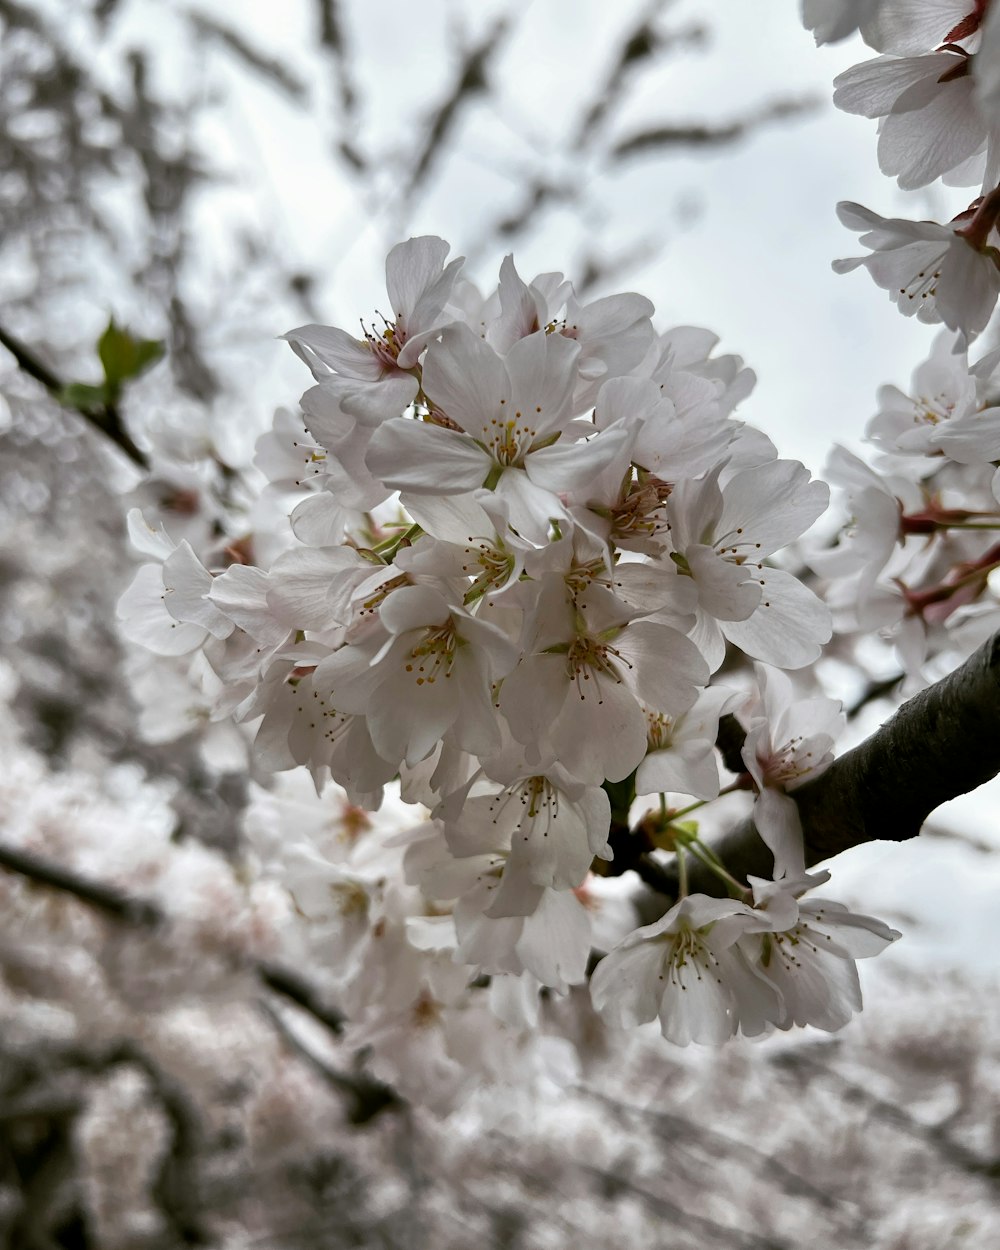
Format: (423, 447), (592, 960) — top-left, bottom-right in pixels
(660, 629), (1000, 896)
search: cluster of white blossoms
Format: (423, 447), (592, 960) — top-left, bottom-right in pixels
(117, 234), (903, 1051)
(109, 0), (1000, 1073)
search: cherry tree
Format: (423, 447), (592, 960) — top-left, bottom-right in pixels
(3, 0), (1000, 1245)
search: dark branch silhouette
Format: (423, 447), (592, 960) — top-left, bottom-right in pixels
(653, 629), (1000, 898)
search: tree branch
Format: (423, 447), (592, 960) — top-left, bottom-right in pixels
(0, 321), (150, 471)
(0, 838), (405, 1120)
(657, 630), (1000, 896)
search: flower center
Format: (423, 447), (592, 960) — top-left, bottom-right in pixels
(404, 619), (459, 685)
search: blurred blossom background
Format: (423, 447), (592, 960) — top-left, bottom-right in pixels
(1, 1), (999, 1246)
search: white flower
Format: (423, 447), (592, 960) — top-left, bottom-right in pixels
(366, 324), (631, 543)
(666, 461), (831, 669)
(741, 873), (901, 1032)
(312, 584), (519, 769)
(488, 255), (655, 408)
(590, 894), (778, 1045)
(834, 201), (1000, 338)
(283, 236), (464, 424)
(635, 685), (744, 801)
(741, 666), (844, 879)
(834, 49), (998, 190)
(499, 577), (709, 785)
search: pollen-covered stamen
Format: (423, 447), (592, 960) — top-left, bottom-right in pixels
(461, 535), (515, 603)
(480, 397), (543, 466)
(488, 775), (560, 840)
(897, 258), (945, 304)
(564, 635), (633, 701)
(360, 310), (407, 370)
(646, 709), (674, 751)
(659, 924), (724, 989)
(711, 523), (765, 565)
(545, 316), (580, 341)
(610, 477), (672, 542)
(759, 734), (816, 787)
(564, 557), (613, 599)
(404, 618), (460, 686)
(357, 574), (411, 619)
(909, 387), (959, 426)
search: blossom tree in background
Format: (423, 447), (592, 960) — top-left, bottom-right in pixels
(4, 0), (1000, 1245)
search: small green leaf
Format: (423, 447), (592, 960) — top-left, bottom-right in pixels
(59, 381), (110, 414)
(97, 319), (164, 391)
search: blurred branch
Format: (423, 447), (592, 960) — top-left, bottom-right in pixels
(846, 671), (905, 719)
(186, 10), (309, 102)
(653, 628), (1000, 896)
(573, 9), (706, 149)
(0, 321), (150, 471)
(406, 18), (508, 197)
(774, 1050), (1000, 1188)
(0, 841), (162, 926)
(0, 839), (404, 1121)
(611, 95), (820, 160)
(258, 1000), (400, 1125)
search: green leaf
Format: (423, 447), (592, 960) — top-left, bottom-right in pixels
(59, 381), (110, 414)
(97, 319), (164, 392)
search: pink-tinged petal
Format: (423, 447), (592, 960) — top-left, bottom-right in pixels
(500, 654), (570, 749)
(656, 959), (737, 1046)
(590, 941), (664, 1028)
(488, 255), (542, 353)
(833, 54), (946, 119)
(636, 739), (722, 801)
(289, 493), (352, 546)
(365, 418), (491, 493)
(453, 656), (503, 760)
(266, 547), (366, 630)
(552, 671), (648, 784)
(126, 508), (175, 560)
(616, 621), (709, 714)
(333, 374), (420, 425)
(493, 469), (569, 544)
(878, 76), (983, 190)
(300, 384), (356, 449)
(210, 565), (288, 648)
(385, 236), (451, 321)
(799, 901), (901, 959)
(367, 666), (459, 767)
(719, 461), (829, 555)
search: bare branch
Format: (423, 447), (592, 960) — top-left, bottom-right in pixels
(611, 96), (820, 160)
(0, 841), (163, 927)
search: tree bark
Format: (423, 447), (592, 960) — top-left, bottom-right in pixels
(662, 629), (1000, 897)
